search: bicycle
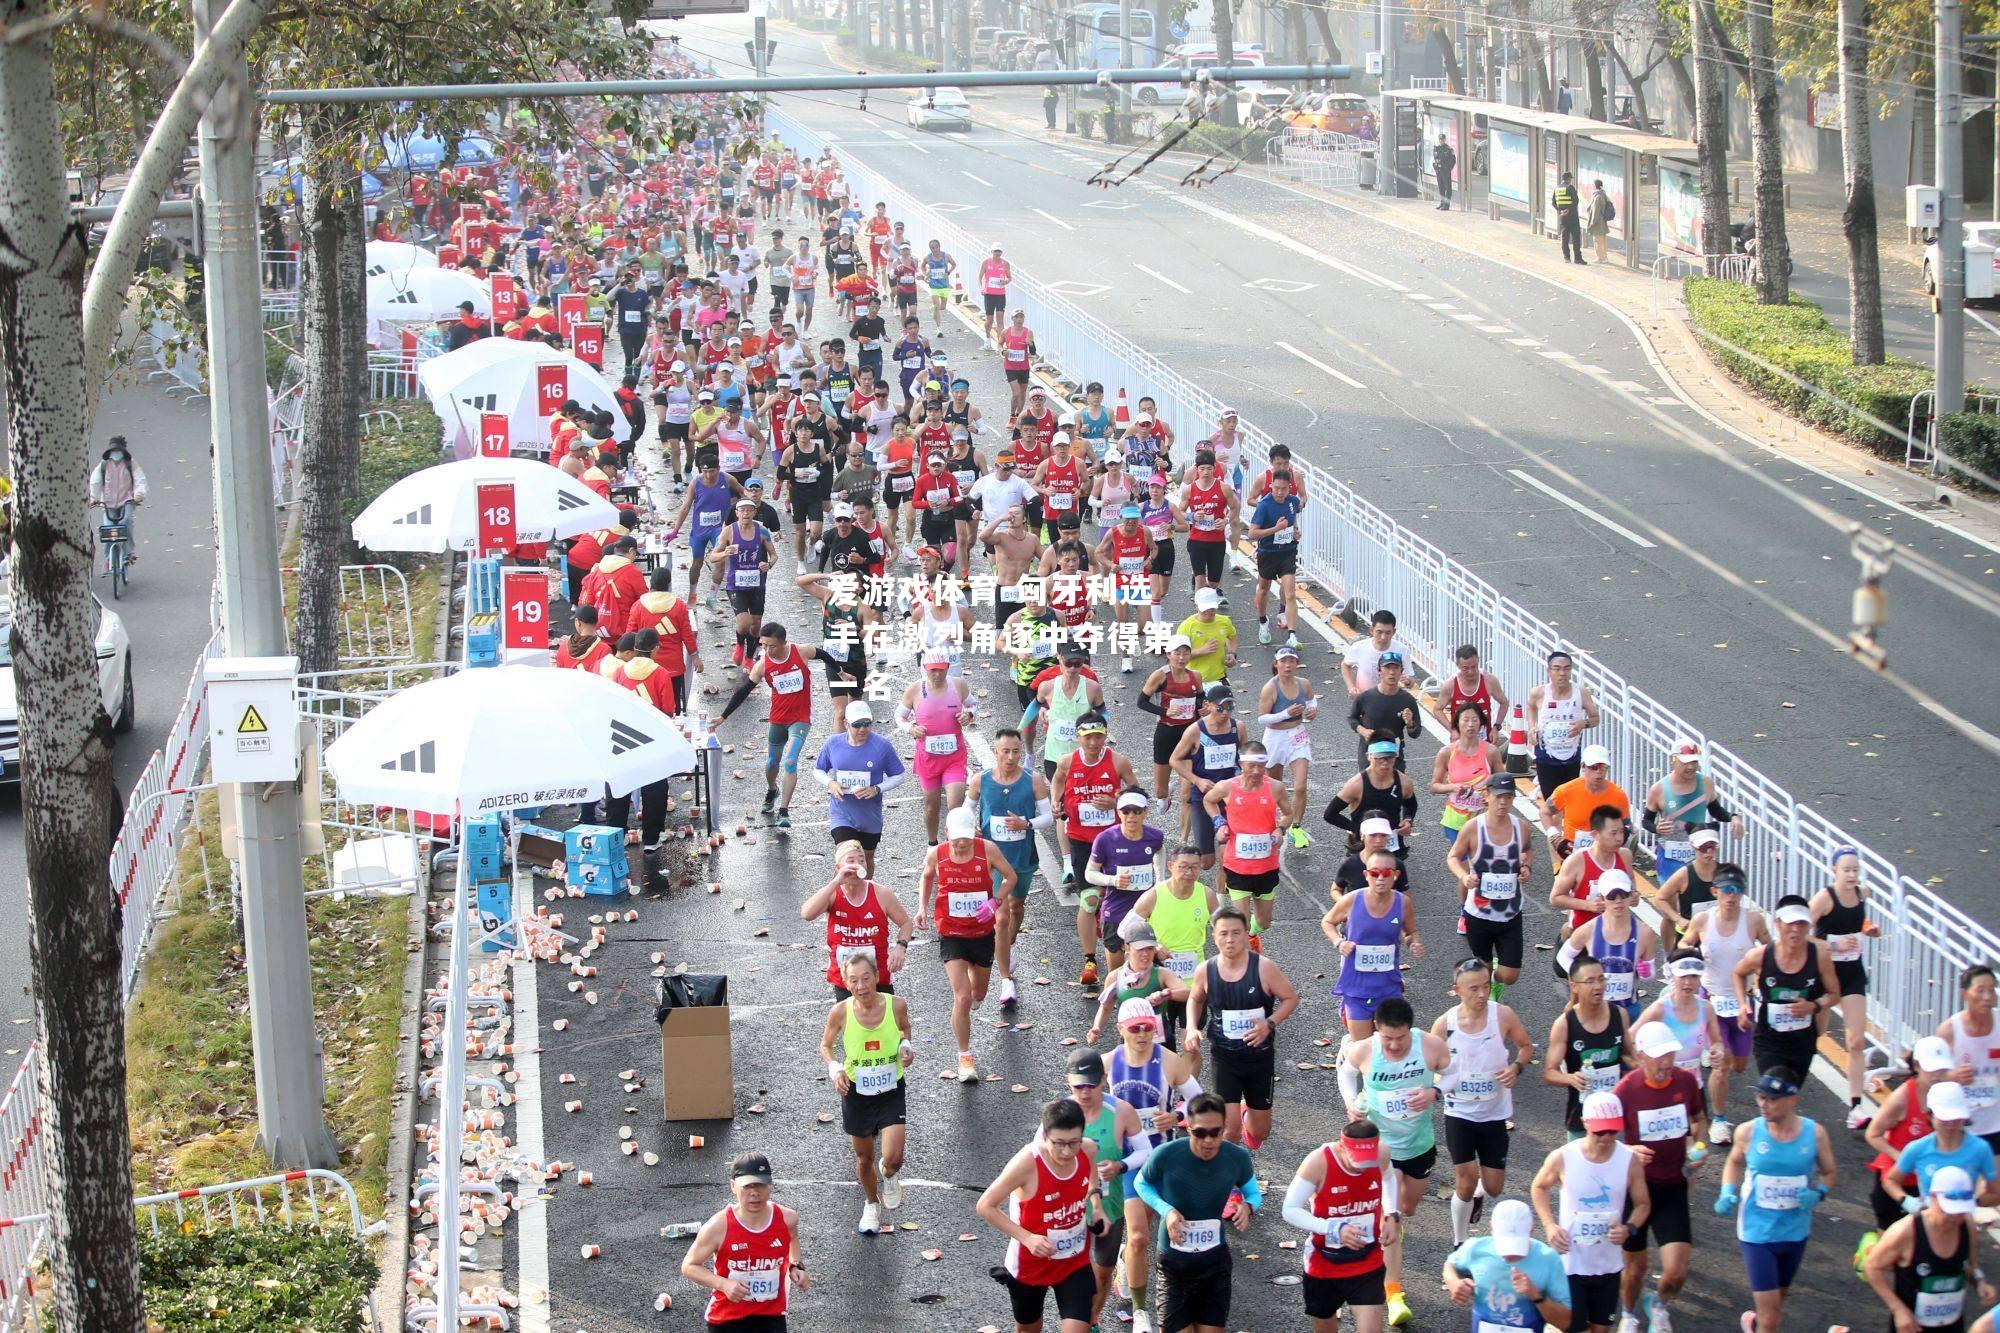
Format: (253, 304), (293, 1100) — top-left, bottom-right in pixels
(98, 506), (133, 600)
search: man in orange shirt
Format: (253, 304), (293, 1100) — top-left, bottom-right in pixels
(1541, 743), (1630, 859)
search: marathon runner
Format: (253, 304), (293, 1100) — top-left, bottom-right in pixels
(1859, 1036), (1959, 1265)
(809, 702), (905, 875)
(1446, 772), (1534, 995)
(976, 245), (1011, 348)
(1283, 1121), (1395, 1333)
(1246, 467), (1303, 650)
(679, 1152), (808, 1330)
(1677, 862), (1765, 1141)
(1863, 1164), (1993, 1333)
(818, 953), (914, 1235)
(922, 239), (956, 334)
(1937, 965), (2000, 1158)
(1054, 713), (1137, 988)
(1337, 994), (1451, 1328)
(1201, 741), (1285, 943)
(1322, 850), (1423, 1041)
(799, 841), (913, 999)
(1031, 647), (1106, 789)
(1339, 611), (1402, 697)
(1526, 649), (1601, 799)
(1095, 501), (1156, 674)
(1614, 1020), (1709, 1333)
(1180, 451), (1238, 601)
(706, 495), (776, 667)
(1559, 873), (1656, 1020)
(718, 621), (814, 829)
(1257, 645), (1318, 850)
(1880, 1081), (1999, 1212)
(1550, 806), (1640, 955)
(1431, 957), (1535, 1245)
(1650, 827), (1723, 951)
(917, 807), (1017, 1084)
(965, 728), (1054, 1010)
(1084, 921), (1187, 1050)
(1124, 844), (1221, 1012)
(1440, 642), (1509, 738)
(1064, 1047), (1159, 1333)
(1168, 683), (1240, 859)
(899, 650), (974, 847)
(1324, 742), (1419, 862)
(1715, 1068), (1837, 1333)
(1132, 1091), (1260, 1333)
(1546, 954), (1633, 1138)
(1347, 650), (1422, 772)
(1731, 894), (1839, 1077)
(1138, 638), (1202, 816)
(1441, 1197), (1574, 1333)
(1811, 846), (1883, 1129)
(793, 571), (868, 725)
(1184, 904), (1298, 1150)
(1430, 703), (1502, 869)
(1640, 737), (1744, 890)
(1083, 790), (1167, 997)
(976, 1097), (1106, 1333)
(1531, 1090), (1650, 1333)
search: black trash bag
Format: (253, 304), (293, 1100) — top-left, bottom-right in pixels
(654, 973), (728, 1023)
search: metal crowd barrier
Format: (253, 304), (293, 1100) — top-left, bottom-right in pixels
(144, 315), (207, 400)
(1272, 127), (1362, 189)
(767, 101), (1994, 1067)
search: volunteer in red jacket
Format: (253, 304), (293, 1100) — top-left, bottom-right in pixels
(680, 1151), (808, 1329)
(800, 840), (915, 999)
(976, 1097), (1108, 1333)
(1283, 1121), (1396, 1333)
(582, 535), (648, 639)
(626, 568), (700, 713)
(719, 622), (814, 829)
(917, 806), (1017, 1085)
(553, 603), (609, 673)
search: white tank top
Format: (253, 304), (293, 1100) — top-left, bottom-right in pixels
(1441, 1006), (1513, 1124)
(1699, 906), (1758, 1020)
(917, 603), (965, 669)
(1538, 687), (1585, 761)
(1946, 1013), (2000, 1133)
(1558, 1139), (1633, 1277)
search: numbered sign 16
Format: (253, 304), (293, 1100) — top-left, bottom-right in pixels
(502, 568), (547, 650)
(478, 412), (511, 459)
(571, 321), (604, 369)
(475, 481), (517, 555)
(535, 364), (569, 418)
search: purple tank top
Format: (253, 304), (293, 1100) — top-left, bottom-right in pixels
(1337, 890), (1406, 999)
(1090, 825), (1165, 928)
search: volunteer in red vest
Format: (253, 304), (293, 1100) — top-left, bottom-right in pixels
(1052, 713), (1140, 993)
(581, 535), (648, 639)
(801, 840), (915, 999)
(917, 806), (1017, 1085)
(680, 1151), (808, 1325)
(605, 629), (676, 852)
(818, 951), (915, 1236)
(626, 568), (700, 714)
(1201, 740), (1285, 943)
(719, 621), (814, 830)
(562, 505), (632, 607)
(553, 603), (610, 673)
(1283, 1121), (1396, 1333)
(977, 243), (1012, 348)
(976, 1097), (1106, 1333)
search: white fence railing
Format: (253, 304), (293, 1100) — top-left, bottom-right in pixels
(768, 101), (1993, 1070)
(1272, 127), (1362, 189)
(0, 1048), (47, 1333)
(1649, 250), (1755, 313)
(143, 316), (207, 400)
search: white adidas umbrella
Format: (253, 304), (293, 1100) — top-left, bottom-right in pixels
(364, 239), (440, 280)
(349, 457), (619, 554)
(366, 265), (489, 338)
(414, 338), (620, 457)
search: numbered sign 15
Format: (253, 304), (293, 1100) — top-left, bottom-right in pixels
(502, 568), (548, 649)
(571, 321), (604, 368)
(475, 481), (517, 555)
(478, 412), (511, 459)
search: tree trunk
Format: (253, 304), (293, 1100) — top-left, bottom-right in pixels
(1746, 0), (1790, 301)
(1213, 0), (1240, 126)
(1430, 24), (1467, 95)
(1287, 3), (1310, 61)
(1665, 49), (1695, 126)
(294, 105), (365, 676)
(1511, 0), (1552, 109)
(1305, 0), (1342, 62)
(1692, 0), (1732, 264)
(1839, 0), (1885, 362)
(1585, 40), (1609, 120)
(1606, 39), (1656, 130)
(893, 0), (907, 54)
(0, 6), (146, 1331)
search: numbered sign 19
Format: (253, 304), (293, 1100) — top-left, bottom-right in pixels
(535, 364), (569, 418)
(478, 412), (511, 459)
(491, 273), (523, 324)
(556, 293), (587, 340)
(571, 321), (604, 369)
(475, 481), (517, 556)
(501, 568), (548, 650)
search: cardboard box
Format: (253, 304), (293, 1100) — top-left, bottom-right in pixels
(661, 1005), (733, 1121)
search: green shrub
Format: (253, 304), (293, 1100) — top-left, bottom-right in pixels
(1177, 123), (1276, 162)
(48, 1224), (377, 1332)
(1938, 411), (2000, 489)
(344, 399), (446, 523)
(1682, 278), (1942, 458)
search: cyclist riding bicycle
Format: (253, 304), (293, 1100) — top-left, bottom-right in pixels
(89, 437), (148, 570)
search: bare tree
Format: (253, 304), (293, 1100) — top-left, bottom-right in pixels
(1745, 0), (1791, 301)
(1839, 0), (1886, 361)
(1692, 0), (1736, 263)
(1213, 0), (1241, 127)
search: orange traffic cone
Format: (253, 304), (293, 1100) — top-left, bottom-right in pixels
(1113, 388), (1131, 430)
(1505, 702), (1531, 776)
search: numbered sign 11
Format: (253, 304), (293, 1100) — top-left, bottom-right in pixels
(475, 481), (517, 555)
(502, 568), (548, 650)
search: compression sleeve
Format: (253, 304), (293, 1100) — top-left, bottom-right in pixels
(1257, 709), (1294, 726)
(1131, 1168), (1172, 1219)
(1120, 1130), (1155, 1175)
(1337, 1057), (1365, 1111)
(1641, 808), (1660, 835)
(1174, 1076), (1203, 1104)
(1400, 791), (1420, 822)
(1031, 798), (1055, 830)
(1283, 1176), (1331, 1235)
(1138, 689), (1165, 717)
(1324, 794), (1358, 831)
(719, 677), (756, 722)
(1239, 1175), (1265, 1211)
(876, 770), (908, 794)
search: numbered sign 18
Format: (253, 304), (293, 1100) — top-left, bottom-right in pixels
(571, 321), (604, 369)
(502, 568), (548, 650)
(475, 481), (517, 555)
(556, 293), (587, 339)
(535, 364), (569, 418)
(478, 412), (511, 459)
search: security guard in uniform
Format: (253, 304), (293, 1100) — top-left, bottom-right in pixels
(1552, 171), (1585, 265)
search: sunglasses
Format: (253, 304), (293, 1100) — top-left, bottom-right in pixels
(1365, 869), (1399, 879)
(849, 719), (872, 728)
(1066, 1080), (1101, 1092)
(1188, 1126), (1225, 1141)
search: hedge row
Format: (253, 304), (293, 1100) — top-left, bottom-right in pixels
(1937, 411), (2000, 490)
(345, 399), (447, 524)
(40, 1225), (378, 1332)
(1681, 278), (1937, 458)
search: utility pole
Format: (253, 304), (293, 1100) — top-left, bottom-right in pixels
(1119, 0), (1133, 127)
(192, 0), (338, 1167)
(1939, 0), (1967, 419)
(754, 13), (770, 77)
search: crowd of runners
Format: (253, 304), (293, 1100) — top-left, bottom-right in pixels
(404, 60), (2000, 1333)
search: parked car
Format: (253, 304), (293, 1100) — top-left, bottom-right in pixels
(908, 87), (975, 131)
(0, 593), (135, 781)
(1130, 45), (1269, 106)
(1236, 88), (1293, 124)
(971, 25), (1005, 62)
(1922, 222), (2000, 301)
(1285, 92), (1377, 139)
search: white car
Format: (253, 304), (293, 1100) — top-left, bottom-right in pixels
(1924, 220), (2000, 302)
(0, 594), (135, 782)
(907, 88), (974, 132)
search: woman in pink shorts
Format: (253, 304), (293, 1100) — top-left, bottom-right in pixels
(901, 649), (974, 846)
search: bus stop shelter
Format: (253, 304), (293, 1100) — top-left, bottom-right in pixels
(1385, 90), (1697, 270)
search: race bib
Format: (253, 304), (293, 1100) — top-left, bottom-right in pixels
(1573, 831), (1596, 855)
(1327, 1213), (1376, 1247)
(1205, 744), (1237, 769)
(1753, 1173), (1807, 1211)
(1968, 1078), (1998, 1110)
(853, 1062), (899, 1096)
(1916, 1286), (1966, 1327)
(1480, 872), (1518, 900)
(1271, 527), (1295, 546)
(1710, 992), (1742, 1018)
(1375, 1088), (1420, 1120)
(835, 943), (876, 969)
(732, 567), (763, 589)
(1049, 490), (1076, 510)
(890, 473), (916, 493)
(623, 308), (642, 324)
(835, 769), (871, 793)
(1079, 804), (1117, 827)
(924, 733), (960, 756)
(1453, 1073), (1500, 1103)
(1118, 556), (1146, 574)
(770, 668), (804, 694)
(698, 509), (723, 527)
(999, 584), (1023, 603)
(1049, 1223), (1087, 1261)
(739, 1267), (781, 1302)
(1221, 1008), (1262, 1041)
(1167, 696), (1197, 723)
(1051, 719), (1078, 743)
(1638, 1103), (1689, 1142)
(1571, 1211), (1617, 1246)
(1828, 932), (1863, 963)
(1355, 943), (1397, 973)
(1164, 953), (1198, 981)
(1604, 969), (1636, 1004)
(794, 465), (820, 483)
(1234, 832), (1274, 860)
(1767, 1005), (1812, 1034)
(989, 821), (1027, 843)
(1192, 513), (1221, 531)
(1584, 1063), (1621, 1095)
(947, 891), (986, 918)
(1172, 1219), (1221, 1253)
(1658, 839), (1692, 863)
(924, 488), (952, 507)
(1120, 865), (1157, 892)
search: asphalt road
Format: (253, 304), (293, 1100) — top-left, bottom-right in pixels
(0, 377), (217, 1047)
(681, 20), (2000, 915)
(517, 305), (1890, 1332)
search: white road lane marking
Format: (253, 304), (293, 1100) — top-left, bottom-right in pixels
(1046, 280), (1111, 297)
(1164, 189), (1404, 291)
(1508, 467), (1659, 548)
(1477, 324), (1512, 334)
(1612, 379), (1649, 392)
(1969, 309), (2000, 339)
(1444, 311), (1482, 322)
(1032, 207), (1077, 232)
(1135, 263), (1193, 294)
(1274, 340), (1366, 390)
(962, 170), (993, 187)
(1507, 337), (1542, 347)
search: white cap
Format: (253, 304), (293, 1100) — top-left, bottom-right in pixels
(1194, 587), (1221, 611)
(1932, 1165), (1979, 1214)
(845, 700), (873, 723)
(1690, 828), (1722, 849)
(944, 807), (979, 841)
(1913, 1035), (1956, 1073)
(1359, 816), (1394, 839)
(1166, 634), (1193, 652)
(1581, 1091), (1625, 1133)
(1634, 1020), (1683, 1059)
(670, 359), (688, 372)
(831, 502), (856, 519)
(1582, 743), (1612, 767)
(1774, 901), (1814, 926)
(1596, 869), (1635, 898)
(1669, 955), (1706, 978)
(1058, 410), (1079, 426)
(921, 648), (952, 668)
(1117, 996), (1161, 1030)
(1116, 791), (1149, 812)
(1051, 431), (1071, 447)
(1671, 737), (1702, 764)
(1929, 1080), (1973, 1122)
(1490, 1198), (1534, 1258)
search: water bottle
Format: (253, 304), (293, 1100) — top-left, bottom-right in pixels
(660, 1221), (702, 1239)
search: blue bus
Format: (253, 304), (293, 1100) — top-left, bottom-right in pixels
(1069, 3), (1160, 71)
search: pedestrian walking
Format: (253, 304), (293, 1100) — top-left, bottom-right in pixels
(1585, 179), (1614, 262)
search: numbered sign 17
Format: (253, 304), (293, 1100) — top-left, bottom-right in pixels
(478, 412), (510, 459)
(502, 568), (548, 650)
(475, 481), (517, 555)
